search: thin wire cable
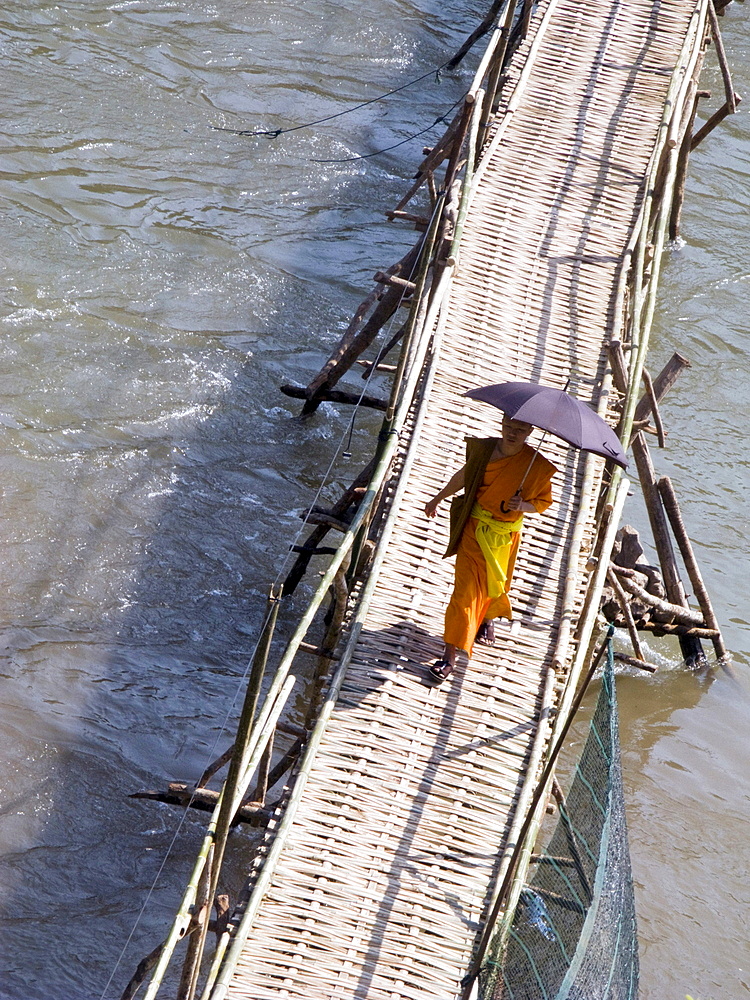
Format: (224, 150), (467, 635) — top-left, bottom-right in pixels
(211, 60), (456, 139)
(313, 98), (465, 163)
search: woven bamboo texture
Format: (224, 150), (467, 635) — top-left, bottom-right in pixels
(223, 1), (698, 996)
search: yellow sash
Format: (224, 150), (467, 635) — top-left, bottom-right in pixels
(470, 503), (524, 598)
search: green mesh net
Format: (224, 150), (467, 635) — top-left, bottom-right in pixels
(480, 645), (639, 999)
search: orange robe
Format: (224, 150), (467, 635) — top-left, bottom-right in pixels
(444, 442), (556, 657)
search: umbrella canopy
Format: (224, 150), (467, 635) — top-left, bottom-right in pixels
(464, 381), (629, 469)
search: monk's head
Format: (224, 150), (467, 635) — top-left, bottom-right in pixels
(501, 413), (533, 453)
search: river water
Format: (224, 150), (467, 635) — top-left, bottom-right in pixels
(0, 3), (747, 999)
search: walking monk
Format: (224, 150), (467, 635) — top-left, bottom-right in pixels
(424, 414), (557, 682)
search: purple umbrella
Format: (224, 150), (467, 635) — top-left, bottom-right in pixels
(464, 381), (628, 469)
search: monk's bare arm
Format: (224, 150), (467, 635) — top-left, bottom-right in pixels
(424, 466), (466, 518)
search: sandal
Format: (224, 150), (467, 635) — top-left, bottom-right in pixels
(429, 658), (455, 682)
(475, 620), (496, 646)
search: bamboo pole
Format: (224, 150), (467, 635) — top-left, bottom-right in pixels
(657, 476), (728, 659)
(446, 0), (506, 70)
(614, 651), (658, 673)
(632, 352), (691, 426)
(141, 670), (296, 1000)
(641, 368), (666, 446)
(690, 94), (742, 149)
(610, 563), (705, 627)
(708, 0), (738, 113)
(606, 566), (646, 661)
(477, 0), (519, 148)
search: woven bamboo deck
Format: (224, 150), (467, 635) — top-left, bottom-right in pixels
(218, 1), (699, 997)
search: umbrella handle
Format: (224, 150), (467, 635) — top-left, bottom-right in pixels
(500, 490), (521, 514)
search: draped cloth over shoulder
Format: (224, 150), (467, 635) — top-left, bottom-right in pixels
(443, 438), (557, 657)
(445, 437), (496, 558)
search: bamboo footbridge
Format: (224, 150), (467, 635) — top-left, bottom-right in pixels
(133, 1), (735, 998)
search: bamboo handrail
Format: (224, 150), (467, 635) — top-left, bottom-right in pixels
(141, 672), (297, 1000)
(206, 192), (466, 1000)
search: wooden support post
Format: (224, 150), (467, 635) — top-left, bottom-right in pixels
(177, 857), (211, 1000)
(631, 432), (705, 665)
(197, 745), (234, 789)
(298, 239), (423, 415)
(283, 457), (375, 596)
(200, 594), (279, 954)
(610, 565), (706, 627)
(267, 739), (304, 790)
(614, 651), (658, 673)
(251, 735), (274, 806)
(691, 94), (742, 149)
(359, 323), (407, 379)
(446, 0), (505, 70)
(213, 895), (230, 945)
(299, 639), (340, 659)
(630, 435), (685, 601)
(478, 0), (518, 144)
(121, 906), (230, 1000)
(373, 271), (417, 293)
(608, 339), (630, 394)
(670, 90), (701, 240)
(298, 510), (351, 533)
(631, 352), (691, 442)
(280, 383), (387, 411)
(606, 566), (646, 661)
(290, 542), (338, 556)
(442, 95), (475, 197)
(641, 368), (666, 446)
(121, 939), (168, 1000)
(384, 210), (430, 230)
(392, 111), (462, 213)
(521, 0), (534, 36)
(708, 0), (738, 114)
(637, 620), (720, 640)
(657, 476), (728, 660)
(304, 566), (349, 731)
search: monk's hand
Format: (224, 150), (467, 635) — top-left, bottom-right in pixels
(505, 492), (524, 511)
(424, 497), (440, 518)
